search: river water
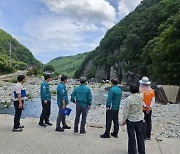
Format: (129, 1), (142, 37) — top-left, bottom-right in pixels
(0, 98), (78, 121)
(0, 92), (109, 121)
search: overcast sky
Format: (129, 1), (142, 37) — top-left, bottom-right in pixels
(0, 0), (142, 63)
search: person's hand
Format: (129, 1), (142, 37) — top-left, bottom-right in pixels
(44, 100), (48, 104)
(19, 103), (23, 109)
(62, 105), (66, 109)
(88, 105), (91, 110)
(121, 120), (126, 126)
(146, 107), (152, 113)
(106, 107), (110, 110)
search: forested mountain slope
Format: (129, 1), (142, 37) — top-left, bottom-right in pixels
(48, 53), (88, 77)
(0, 29), (42, 74)
(75, 0), (180, 84)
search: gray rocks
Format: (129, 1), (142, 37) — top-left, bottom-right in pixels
(95, 65), (108, 82)
(0, 77), (179, 140)
(152, 103), (180, 139)
(155, 132), (163, 141)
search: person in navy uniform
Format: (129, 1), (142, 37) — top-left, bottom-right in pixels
(56, 75), (71, 132)
(39, 74), (52, 127)
(13, 75), (26, 132)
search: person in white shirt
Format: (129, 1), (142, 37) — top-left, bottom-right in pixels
(13, 75), (26, 132)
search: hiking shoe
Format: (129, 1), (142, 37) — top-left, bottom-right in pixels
(45, 122), (52, 126)
(111, 133), (118, 138)
(19, 125), (24, 129)
(62, 125), (71, 129)
(74, 132), (78, 135)
(12, 128), (23, 132)
(79, 131), (86, 136)
(100, 134), (110, 138)
(55, 127), (64, 132)
(39, 122), (46, 127)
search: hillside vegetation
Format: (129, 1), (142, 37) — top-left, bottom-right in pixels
(0, 29), (42, 74)
(47, 53), (88, 77)
(75, 0), (180, 84)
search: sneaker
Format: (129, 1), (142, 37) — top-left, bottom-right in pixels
(62, 125), (71, 129)
(111, 133), (118, 138)
(19, 125), (24, 129)
(55, 127), (64, 132)
(79, 131), (86, 136)
(45, 122), (52, 126)
(74, 132), (78, 135)
(100, 134), (110, 138)
(12, 128), (23, 132)
(39, 122), (46, 127)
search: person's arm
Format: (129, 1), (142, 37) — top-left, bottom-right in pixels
(88, 88), (92, 109)
(45, 85), (51, 103)
(143, 102), (147, 107)
(88, 88), (92, 105)
(60, 87), (67, 108)
(15, 84), (23, 108)
(106, 89), (113, 110)
(41, 83), (48, 104)
(147, 91), (155, 112)
(150, 97), (155, 108)
(70, 88), (76, 104)
(122, 98), (130, 123)
(62, 100), (66, 109)
(17, 93), (23, 109)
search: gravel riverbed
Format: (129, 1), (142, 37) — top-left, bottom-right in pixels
(0, 77), (179, 140)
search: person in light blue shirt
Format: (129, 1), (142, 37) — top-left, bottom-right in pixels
(39, 74), (52, 127)
(100, 78), (122, 138)
(56, 75), (71, 132)
(71, 77), (92, 135)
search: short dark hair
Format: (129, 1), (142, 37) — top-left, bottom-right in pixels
(111, 78), (118, 85)
(80, 77), (87, 84)
(61, 75), (67, 81)
(17, 75), (25, 82)
(129, 83), (139, 93)
(44, 74), (51, 80)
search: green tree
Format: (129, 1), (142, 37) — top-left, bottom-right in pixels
(45, 65), (55, 72)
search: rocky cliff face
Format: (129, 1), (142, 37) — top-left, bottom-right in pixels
(95, 65), (108, 82)
(83, 58), (140, 83)
(82, 60), (93, 77)
(75, 0), (180, 84)
(80, 32), (143, 83)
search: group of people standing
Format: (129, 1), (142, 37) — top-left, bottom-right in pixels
(12, 74), (155, 154)
(38, 74), (92, 135)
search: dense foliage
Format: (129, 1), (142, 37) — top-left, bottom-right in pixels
(44, 65), (55, 72)
(76, 0), (180, 84)
(48, 53), (88, 77)
(0, 29), (42, 74)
